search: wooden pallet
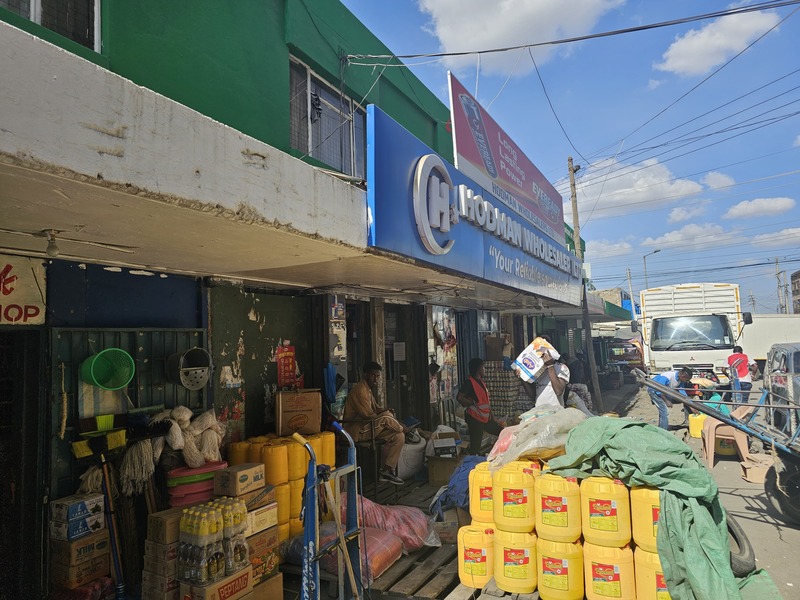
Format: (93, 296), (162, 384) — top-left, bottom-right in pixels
(370, 543), (459, 599)
(444, 579), (540, 600)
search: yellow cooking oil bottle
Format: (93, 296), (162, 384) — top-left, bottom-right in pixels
(630, 486), (660, 553)
(280, 438), (308, 481)
(535, 473), (581, 542)
(289, 477), (304, 519)
(537, 537), (583, 600)
(318, 430), (336, 467)
(458, 525), (495, 589)
(469, 462), (494, 523)
(226, 441), (250, 466)
(635, 546), (672, 600)
(493, 463), (536, 533)
(274, 482), (290, 525)
(583, 542), (636, 600)
(580, 477), (632, 547)
(494, 528), (537, 594)
(247, 441), (267, 464)
(260, 443), (289, 486)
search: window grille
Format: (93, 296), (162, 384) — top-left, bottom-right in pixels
(2, 0), (95, 50)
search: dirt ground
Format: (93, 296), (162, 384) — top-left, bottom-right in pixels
(611, 384), (799, 598)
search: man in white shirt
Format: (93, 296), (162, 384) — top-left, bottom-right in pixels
(532, 348), (594, 417)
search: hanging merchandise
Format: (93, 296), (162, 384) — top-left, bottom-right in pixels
(166, 347), (213, 391)
(80, 348), (136, 391)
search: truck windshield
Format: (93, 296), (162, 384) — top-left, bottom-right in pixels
(650, 315), (734, 350)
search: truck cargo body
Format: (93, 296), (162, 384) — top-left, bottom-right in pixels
(737, 314), (800, 373)
(640, 283), (749, 382)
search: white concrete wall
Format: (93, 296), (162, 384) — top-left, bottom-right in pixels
(0, 21), (367, 247)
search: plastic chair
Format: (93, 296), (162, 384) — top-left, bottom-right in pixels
(701, 404), (755, 469)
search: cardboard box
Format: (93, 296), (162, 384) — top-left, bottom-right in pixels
(247, 527), (280, 585)
(50, 554), (110, 590)
(252, 572), (282, 600)
(275, 390), (322, 436)
(741, 455), (774, 484)
(50, 529), (109, 566)
(427, 454), (465, 487)
(143, 553), (177, 577)
(226, 485), (275, 512)
(243, 503), (278, 537)
(432, 508), (460, 544)
(214, 463), (266, 497)
(141, 587), (180, 600)
(147, 506), (185, 545)
(50, 493), (105, 522)
(179, 565), (253, 600)
(50, 513), (105, 541)
(432, 433), (459, 457)
(141, 569), (180, 593)
(144, 539), (179, 562)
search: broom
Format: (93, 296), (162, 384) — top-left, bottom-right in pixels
(58, 363), (68, 440)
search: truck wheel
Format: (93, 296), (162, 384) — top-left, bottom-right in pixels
(764, 463), (800, 526)
(727, 513), (756, 577)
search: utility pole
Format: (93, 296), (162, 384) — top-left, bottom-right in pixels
(626, 268), (636, 320)
(776, 258), (785, 314)
(783, 276), (791, 315)
(569, 157), (604, 412)
(749, 291), (756, 313)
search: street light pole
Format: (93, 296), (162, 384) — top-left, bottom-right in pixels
(643, 249), (661, 289)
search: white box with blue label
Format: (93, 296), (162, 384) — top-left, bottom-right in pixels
(50, 493), (105, 522)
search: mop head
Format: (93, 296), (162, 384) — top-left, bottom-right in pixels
(198, 428), (222, 463)
(171, 406), (193, 430)
(78, 464), (119, 498)
(181, 430), (206, 468)
(119, 439), (155, 496)
(187, 408), (217, 436)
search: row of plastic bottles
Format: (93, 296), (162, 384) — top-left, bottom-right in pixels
(179, 498), (248, 546)
(177, 536), (249, 584)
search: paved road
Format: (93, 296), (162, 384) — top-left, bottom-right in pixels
(614, 384), (799, 599)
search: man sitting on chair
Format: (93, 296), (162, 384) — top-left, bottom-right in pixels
(343, 361), (406, 485)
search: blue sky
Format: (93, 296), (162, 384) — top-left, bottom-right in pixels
(341, 0), (800, 313)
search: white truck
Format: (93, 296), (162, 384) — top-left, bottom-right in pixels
(639, 282), (752, 382)
(737, 314), (800, 374)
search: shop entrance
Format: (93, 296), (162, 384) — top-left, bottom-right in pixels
(0, 329), (44, 598)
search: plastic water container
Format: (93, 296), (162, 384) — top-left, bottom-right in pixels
(537, 537), (584, 600)
(494, 528), (538, 594)
(260, 443), (289, 486)
(493, 463), (536, 533)
(319, 431), (336, 467)
(279, 438), (307, 481)
(308, 434), (324, 465)
(535, 474), (581, 542)
(289, 478), (304, 519)
(715, 437), (738, 456)
(630, 486), (660, 553)
(580, 477), (632, 547)
(469, 462), (494, 523)
(274, 482), (290, 524)
(634, 547), (672, 600)
(583, 542), (636, 600)
(458, 525), (495, 589)
(688, 414), (707, 438)
(226, 442), (249, 467)
(248, 442), (267, 464)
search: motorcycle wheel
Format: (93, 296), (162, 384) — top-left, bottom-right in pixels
(764, 462), (800, 526)
(726, 513), (756, 577)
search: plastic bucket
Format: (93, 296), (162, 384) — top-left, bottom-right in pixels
(630, 486), (660, 553)
(634, 547), (671, 600)
(688, 414), (707, 438)
(535, 474), (581, 543)
(537, 538), (583, 600)
(469, 462), (494, 523)
(80, 348), (135, 390)
(583, 542), (635, 600)
(493, 463), (536, 533)
(494, 528), (538, 594)
(458, 525), (495, 589)
(580, 477), (631, 547)
(166, 347), (213, 391)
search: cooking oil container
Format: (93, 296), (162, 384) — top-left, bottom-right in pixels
(630, 486), (660, 553)
(260, 443), (289, 486)
(227, 442), (250, 467)
(289, 478), (304, 519)
(634, 547), (672, 600)
(494, 529), (537, 594)
(537, 538), (583, 600)
(280, 438), (308, 481)
(308, 434), (324, 466)
(512, 459), (542, 478)
(715, 437), (738, 456)
(458, 525), (495, 589)
(492, 463), (536, 533)
(583, 542), (635, 600)
(318, 431), (336, 467)
(535, 474), (581, 542)
(276, 521), (290, 563)
(688, 414), (707, 438)
(274, 482), (290, 524)
(289, 516), (304, 538)
(469, 462), (493, 523)
(248, 442), (267, 464)
(580, 477), (631, 547)
(249, 435), (272, 443)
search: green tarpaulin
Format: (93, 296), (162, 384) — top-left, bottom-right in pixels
(547, 417), (781, 600)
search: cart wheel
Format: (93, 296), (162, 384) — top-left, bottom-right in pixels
(726, 513), (756, 577)
(764, 463), (800, 526)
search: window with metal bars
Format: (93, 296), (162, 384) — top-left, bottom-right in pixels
(1, 0), (96, 50)
(289, 58), (366, 179)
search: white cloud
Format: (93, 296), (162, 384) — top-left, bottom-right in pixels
(723, 197), (795, 219)
(562, 158), (703, 221)
(642, 223), (730, 251)
(585, 239), (632, 258)
(647, 79), (662, 90)
(417, 0), (624, 76)
(654, 11), (780, 77)
(668, 202), (709, 223)
(702, 171), (735, 190)
(752, 227), (800, 248)
(794, 135), (800, 147)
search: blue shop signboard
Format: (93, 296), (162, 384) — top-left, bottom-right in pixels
(366, 106), (582, 305)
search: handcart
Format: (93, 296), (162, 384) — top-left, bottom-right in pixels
(633, 368), (800, 525)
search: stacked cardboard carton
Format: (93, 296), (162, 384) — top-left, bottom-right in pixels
(49, 494), (111, 592)
(142, 506), (184, 600)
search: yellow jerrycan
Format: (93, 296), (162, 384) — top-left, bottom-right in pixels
(630, 486), (660, 553)
(535, 473), (581, 542)
(494, 528), (537, 594)
(537, 537), (584, 600)
(458, 525), (495, 589)
(635, 547), (672, 600)
(580, 476), (632, 547)
(469, 462), (493, 523)
(583, 542), (636, 600)
(493, 463), (536, 533)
